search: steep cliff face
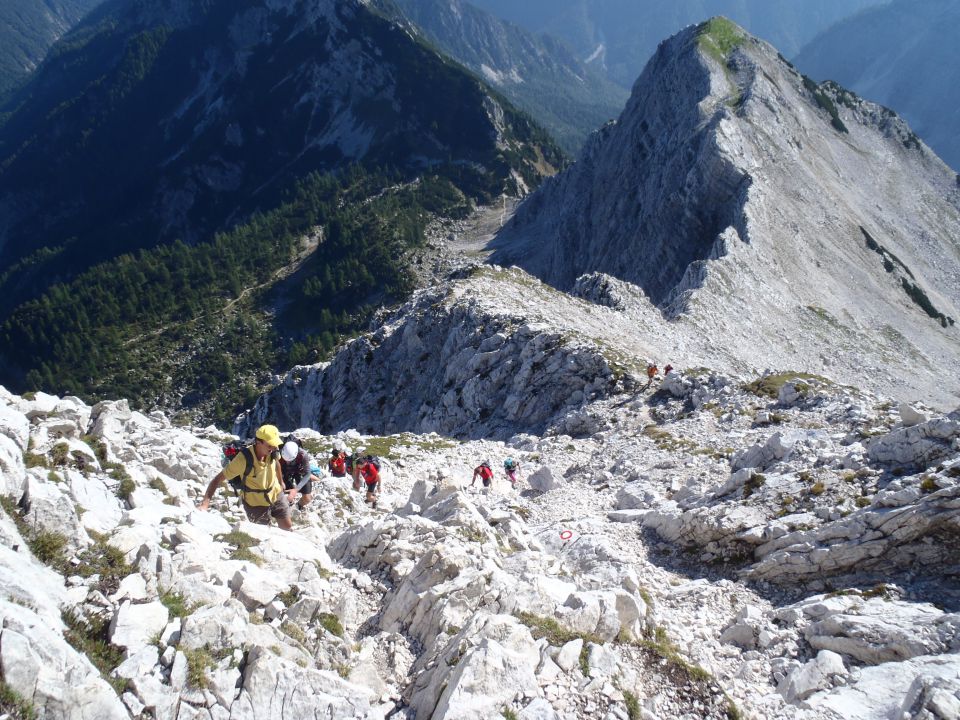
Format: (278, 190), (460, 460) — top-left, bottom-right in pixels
(491, 18), (960, 408)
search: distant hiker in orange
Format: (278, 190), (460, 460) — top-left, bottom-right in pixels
(646, 363), (658, 384)
(198, 424), (292, 530)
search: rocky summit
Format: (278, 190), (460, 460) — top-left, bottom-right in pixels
(2, 359), (960, 719)
(490, 18), (960, 410)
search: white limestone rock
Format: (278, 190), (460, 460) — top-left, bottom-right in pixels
(0, 604), (129, 720)
(410, 615), (540, 720)
(68, 470), (124, 535)
(555, 638), (583, 673)
(109, 600), (169, 652)
(23, 472), (87, 549)
(527, 465), (559, 492)
(778, 649), (846, 702)
(228, 646), (375, 719)
(900, 403), (929, 427)
(866, 416), (959, 471)
(179, 600), (250, 650)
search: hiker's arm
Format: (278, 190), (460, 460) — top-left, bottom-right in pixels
(198, 471), (226, 510)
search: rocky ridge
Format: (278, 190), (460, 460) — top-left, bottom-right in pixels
(489, 19), (960, 409)
(2, 361), (959, 718)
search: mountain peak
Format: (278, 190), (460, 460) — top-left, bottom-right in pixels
(489, 20), (960, 408)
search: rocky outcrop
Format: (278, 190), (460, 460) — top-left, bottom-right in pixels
(238, 268), (651, 439)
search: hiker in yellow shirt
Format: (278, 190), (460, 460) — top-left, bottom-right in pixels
(198, 424), (292, 530)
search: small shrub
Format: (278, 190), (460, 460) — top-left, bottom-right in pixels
(516, 612), (602, 647)
(810, 481), (826, 496)
(920, 476), (938, 493)
(30, 531), (68, 567)
(501, 709), (519, 720)
(855, 496), (871, 508)
(841, 470), (856, 482)
(743, 473), (765, 498)
(23, 452), (47, 468)
(509, 505), (531, 521)
(50, 442), (70, 466)
(317, 612), (344, 638)
(62, 611), (126, 695)
(110, 465), (135, 501)
(578, 643), (591, 676)
(216, 530), (262, 565)
(623, 689), (641, 720)
(742, 372), (826, 399)
(47, 471), (62, 483)
(75, 532), (134, 596)
(82, 435), (109, 464)
(276, 587), (300, 607)
(184, 646), (215, 689)
(0, 679), (38, 719)
(160, 592), (197, 618)
(280, 621), (306, 644)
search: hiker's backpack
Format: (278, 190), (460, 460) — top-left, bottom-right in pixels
(365, 455), (381, 471)
(222, 441), (254, 493)
(504, 458), (516, 470)
(222, 440), (246, 466)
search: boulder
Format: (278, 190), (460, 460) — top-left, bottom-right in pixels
(228, 646), (375, 719)
(867, 417), (960, 471)
(527, 466), (559, 492)
(899, 403), (928, 427)
(109, 600), (170, 651)
(778, 649), (846, 702)
(0, 605), (129, 720)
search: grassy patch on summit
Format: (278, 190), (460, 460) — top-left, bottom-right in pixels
(697, 18), (744, 64)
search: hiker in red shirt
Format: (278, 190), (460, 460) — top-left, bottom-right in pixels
(471, 462), (494, 489)
(328, 448), (347, 477)
(359, 456), (381, 507)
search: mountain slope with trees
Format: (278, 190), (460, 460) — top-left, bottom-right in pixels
(0, 0), (561, 424)
(0, 0), (105, 98)
(383, 0), (628, 155)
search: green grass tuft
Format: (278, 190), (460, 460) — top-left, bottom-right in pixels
(0, 680), (37, 720)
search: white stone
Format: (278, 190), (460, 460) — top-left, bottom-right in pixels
(109, 600), (170, 651)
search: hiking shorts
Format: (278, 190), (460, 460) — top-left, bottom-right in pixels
(365, 481), (378, 493)
(242, 494), (291, 525)
(482, 477), (491, 488)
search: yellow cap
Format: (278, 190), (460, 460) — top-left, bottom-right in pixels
(255, 424), (282, 448)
